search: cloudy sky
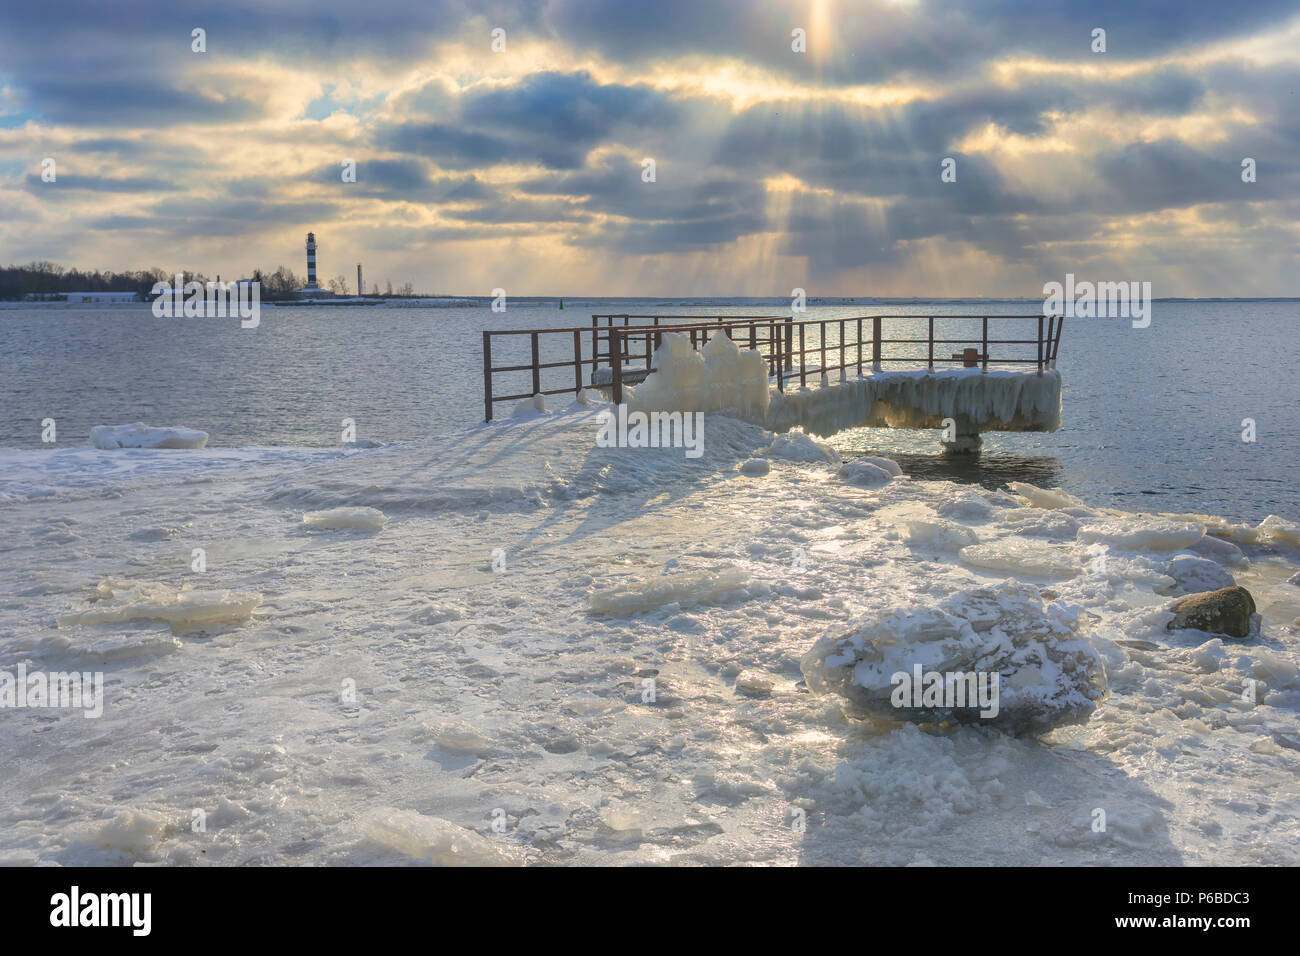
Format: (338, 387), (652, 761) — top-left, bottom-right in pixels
(1, 0), (1297, 296)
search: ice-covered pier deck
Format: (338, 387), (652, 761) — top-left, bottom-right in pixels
(482, 313), (1063, 446)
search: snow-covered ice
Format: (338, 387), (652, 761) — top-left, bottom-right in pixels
(1, 396), (1298, 865)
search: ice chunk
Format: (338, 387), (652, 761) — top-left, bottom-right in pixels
(589, 566), (749, 614)
(1001, 507), (1080, 540)
(739, 458), (771, 475)
(511, 393), (550, 417)
(860, 456), (903, 477)
(903, 517), (979, 551)
(763, 431), (839, 464)
(800, 580), (1105, 736)
(69, 810), (168, 862)
(1259, 515), (1300, 546)
(361, 808), (516, 866)
(431, 722), (496, 755)
(1167, 555), (1235, 594)
(735, 669), (775, 696)
(302, 506), (388, 529)
(1006, 481), (1085, 511)
(1077, 519), (1204, 551)
(58, 579), (262, 633)
(90, 423), (208, 449)
(838, 460), (893, 487)
(1188, 534), (1249, 567)
(959, 540), (1080, 578)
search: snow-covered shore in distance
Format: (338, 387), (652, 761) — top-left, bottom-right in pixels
(0, 399), (1298, 865)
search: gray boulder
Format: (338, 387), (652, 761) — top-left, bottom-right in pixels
(1166, 586), (1257, 639)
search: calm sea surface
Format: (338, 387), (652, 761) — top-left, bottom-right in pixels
(1, 299), (1295, 522)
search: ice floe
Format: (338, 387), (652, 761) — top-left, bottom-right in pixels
(90, 423), (209, 449)
(57, 579), (262, 633)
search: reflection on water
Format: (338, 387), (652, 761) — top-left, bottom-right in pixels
(840, 447), (1064, 493)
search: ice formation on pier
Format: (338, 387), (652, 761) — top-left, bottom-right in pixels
(764, 368), (1062, 438)
(622, 333), (1061, 438)
(626, 332), (770, 417)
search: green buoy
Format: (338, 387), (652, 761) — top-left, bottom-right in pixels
(559, 299), (564, 309)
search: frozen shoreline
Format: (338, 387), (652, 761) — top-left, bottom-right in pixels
(1, 401), (1298, 865)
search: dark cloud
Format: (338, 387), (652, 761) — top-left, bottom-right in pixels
(540, 0), (1299, 85)
(378, 71), (684, 170)
(25, 173), (182, 194)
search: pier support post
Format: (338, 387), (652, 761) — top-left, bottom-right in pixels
(940, 415), (982, 455)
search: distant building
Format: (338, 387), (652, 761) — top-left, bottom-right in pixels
(64, 291), (141, 303)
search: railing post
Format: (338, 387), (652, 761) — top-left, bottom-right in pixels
(873, 316), (881, 371)
(839, 319), (846, 382)
(784, 316), (793, 371)
(531, 331), (541, 396)
(1037, 314), (1044, 376)
(982, 316), (988, 373)
(927, 316), (934, 371)
(483, 331), (493, 421)
(612, 330), (624, 406)
(857, 317), (863, 376)
(573, 328), (583, 396)
(798, 323), (806, 387)
(819, 320), (827, 377)
(772, 321), (783, 391)
(591, 316), (599, 370)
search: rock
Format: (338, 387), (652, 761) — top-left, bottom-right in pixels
(1288, 571), (1300, 587)
(1166, 555), (1235, 595)
(1166, 586), (1257, 639)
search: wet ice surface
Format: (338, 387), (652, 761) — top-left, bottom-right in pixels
(1, 402), (1299, 865)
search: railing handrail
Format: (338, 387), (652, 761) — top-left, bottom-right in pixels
(483, 313), (1064, 420)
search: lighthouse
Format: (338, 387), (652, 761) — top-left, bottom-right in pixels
(296, 231), (334, 298)
(305, 232), (319, 290)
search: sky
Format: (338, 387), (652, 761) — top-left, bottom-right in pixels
(1, 0), (1297, 297)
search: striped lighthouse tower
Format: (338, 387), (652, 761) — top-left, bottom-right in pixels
(305, 232), (319, 289)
